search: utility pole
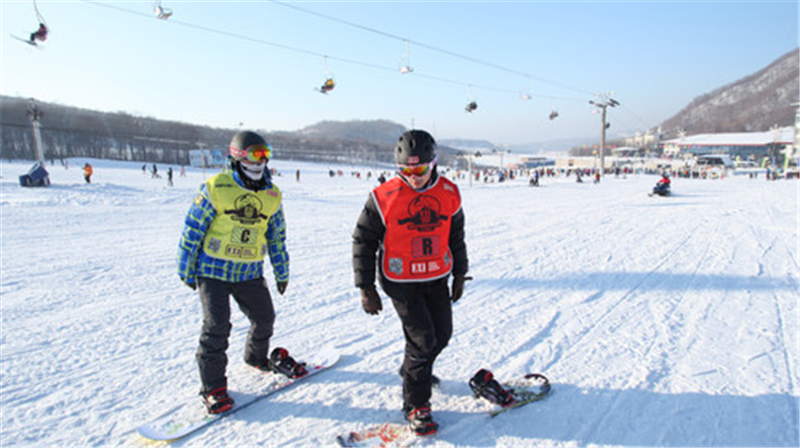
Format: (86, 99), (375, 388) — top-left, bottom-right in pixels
(589, 95), (619, 178)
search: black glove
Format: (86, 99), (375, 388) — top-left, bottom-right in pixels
(360, 286), (382, 315)
(451, 275), (472, 303)
(277, 280), (288, 295)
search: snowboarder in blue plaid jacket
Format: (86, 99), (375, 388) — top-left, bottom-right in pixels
(177, 130), (294, 414)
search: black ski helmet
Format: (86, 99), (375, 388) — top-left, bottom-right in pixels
(395, 130), (436, 165)
(229, 130), (268, 160)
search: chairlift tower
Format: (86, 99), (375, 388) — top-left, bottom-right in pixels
(458, 151), (481, 188)
(492, 145), (511, 173)
(28, 99), (45, 163)
(589, 95), (619, 178)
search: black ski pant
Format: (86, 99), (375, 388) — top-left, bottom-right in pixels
(196, 277), (275, 394)
(381, 276), (452, 409)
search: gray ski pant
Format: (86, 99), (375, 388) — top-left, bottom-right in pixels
(196, 277), (275, 394)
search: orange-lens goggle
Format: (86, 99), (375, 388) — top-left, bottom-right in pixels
(398, 157), (436, 177)
(245, 144), (272, 162)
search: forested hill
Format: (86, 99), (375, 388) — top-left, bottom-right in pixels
(0, 96), (403, 166)
(659, 48), (798, 137)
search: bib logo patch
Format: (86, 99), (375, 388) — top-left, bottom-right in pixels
(208, 238), (221, 253)
(388, 258), (404, 275)
(398, 195), (448, 232)
(223, 193), (268, 225)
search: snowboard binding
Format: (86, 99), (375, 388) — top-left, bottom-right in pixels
(403, 404), (438, 436)
(469, 369), (517, 407)
(269, 347), (308, 379)
(201, 387), (233, 414)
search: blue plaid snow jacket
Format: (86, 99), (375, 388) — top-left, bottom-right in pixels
(177, 170), (289, 287)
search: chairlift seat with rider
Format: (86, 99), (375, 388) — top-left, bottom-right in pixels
(16, 0), (49, 46)
(319, 78), (336, 94)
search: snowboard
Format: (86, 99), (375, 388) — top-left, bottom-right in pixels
(336, 422), (429, 448)
(137, 346), (339, 442)
(335, 373), (551, 447)
(486, 373), (551, 417)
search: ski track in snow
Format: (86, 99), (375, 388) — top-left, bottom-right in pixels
(1, 159), (798, 447)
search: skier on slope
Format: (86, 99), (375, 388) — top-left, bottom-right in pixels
(177, 130), (304, 415)
(352, 130), (470, 435)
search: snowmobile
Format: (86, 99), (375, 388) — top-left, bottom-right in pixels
(649, 180), (671, 197)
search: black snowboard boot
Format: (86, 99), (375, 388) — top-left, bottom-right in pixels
(268, 347), (308, 379)
(403, 403), (438, 436)
(201, 387), (234, 414)
(469, 369), (516, 407)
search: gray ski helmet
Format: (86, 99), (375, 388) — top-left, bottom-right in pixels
(229, 130), (268, 160)
(395, 130), (436, 165)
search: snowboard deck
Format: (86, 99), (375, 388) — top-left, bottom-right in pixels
(137, 346), (339, 442)
(336, 422), (430, 448)
(336, 372), (551, 446)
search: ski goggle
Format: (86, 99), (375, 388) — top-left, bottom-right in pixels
(230, 143), (273, 162)
(398, 156), (436, 177)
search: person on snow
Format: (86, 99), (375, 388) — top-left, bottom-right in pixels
(352, 130), (470, 436)
(652, 172), (671, 196)
(83, 163), (93, 184)
(529, 169), (540, 187)
(177, 130), (304, 415)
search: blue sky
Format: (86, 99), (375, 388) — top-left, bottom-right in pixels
(1, 1), (797, 145)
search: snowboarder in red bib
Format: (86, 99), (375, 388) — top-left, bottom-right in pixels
(352, 130), (470, 435)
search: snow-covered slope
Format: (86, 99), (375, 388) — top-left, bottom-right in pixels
(1, 159), (797, 447)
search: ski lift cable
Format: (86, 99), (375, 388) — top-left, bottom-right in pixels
(33, 0), (46, 25)
(268, 0), (596, 97)
(83, 1), (592, 103)
(616, 103), (652, 130)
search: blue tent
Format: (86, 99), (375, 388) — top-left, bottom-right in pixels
(19, 161), (51, 187)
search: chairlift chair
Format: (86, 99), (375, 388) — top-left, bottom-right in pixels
(319, 78), (336, 94)
(398, 40), (413, 74)
(24, 0), (48, 45)
(153, 1), (172, 19)
(154, 6), (173, 19)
